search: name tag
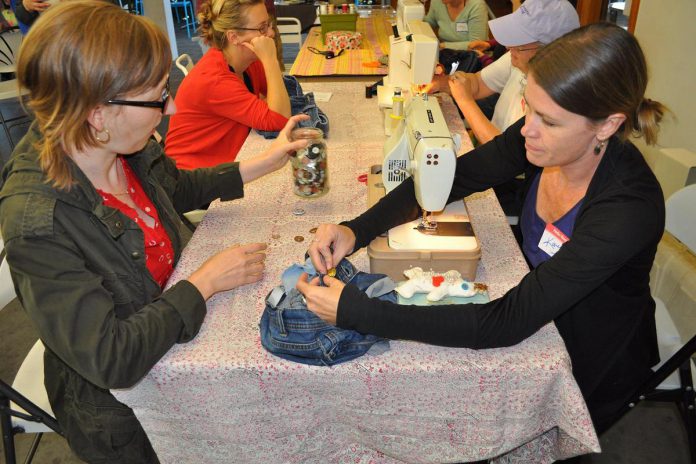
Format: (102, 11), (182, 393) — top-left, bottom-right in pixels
(456, 22), (468, 33)
(538, 223), (569, 258)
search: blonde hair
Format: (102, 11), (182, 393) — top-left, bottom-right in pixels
(198, 0), (264, 49)
(16, 0), (171, 190)
(528, 22), (668, 145)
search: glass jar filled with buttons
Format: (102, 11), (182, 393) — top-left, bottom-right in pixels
(289, 127), (328, 198)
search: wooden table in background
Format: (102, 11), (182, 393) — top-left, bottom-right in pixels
(290, 8), (392, 78)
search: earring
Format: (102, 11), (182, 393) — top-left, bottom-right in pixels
(95, 128), (111, 144)
(594, 139), (606, 156)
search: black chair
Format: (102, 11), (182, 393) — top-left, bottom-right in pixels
(609, 184), (696, 463)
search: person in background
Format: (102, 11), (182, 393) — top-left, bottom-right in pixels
(429, 0), (579, 222)
(165, 0), (290, 169)
(431, 0), (579, 145)
(298, 22), (668, 437)
(11, 0), (49, 32)
(424, 0), (488, 51)
(0, 2), (306, 462)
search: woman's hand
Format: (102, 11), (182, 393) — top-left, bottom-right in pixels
(242, 35), (278, 67)
(265, 114), (310, 169)
(296, 273), (345, 325)
(467, 40), (491, 53)
(22, 0), (50, 12)
(448, 72), (476, 103)
(188, 243), (268, 300)
(307, 224), (356, 274)
(425, 74), (451, 94)
(238, 114), (309, 183)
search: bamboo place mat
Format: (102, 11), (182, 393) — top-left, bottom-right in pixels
(289, 9), (393, 77)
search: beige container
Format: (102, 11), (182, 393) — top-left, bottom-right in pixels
(365, 169), (481, 282)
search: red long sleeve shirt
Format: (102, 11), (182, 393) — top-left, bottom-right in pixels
(165, 48), (288, 169)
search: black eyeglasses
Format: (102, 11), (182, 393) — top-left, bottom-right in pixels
(235, 21), (271, 35)
(107, 79), (170, 113)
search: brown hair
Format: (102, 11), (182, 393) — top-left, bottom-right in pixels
(198, 0), (264, 49)
(528, 22), (667, 145)
(16, 0), (171, 190)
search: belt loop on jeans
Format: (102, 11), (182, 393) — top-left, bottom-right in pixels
(275, 308), (287, 336)
(266, 286), (286, 309)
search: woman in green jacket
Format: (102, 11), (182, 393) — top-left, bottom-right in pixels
(0, 1), (307, 462)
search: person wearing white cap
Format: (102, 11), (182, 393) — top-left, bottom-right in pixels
(443, 0), (579, 220)
(432, 0), (579, 146)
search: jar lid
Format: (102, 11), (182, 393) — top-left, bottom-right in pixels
(290, 127), (324, 141)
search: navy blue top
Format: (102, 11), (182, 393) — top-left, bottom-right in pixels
(520, 173), (584, 268)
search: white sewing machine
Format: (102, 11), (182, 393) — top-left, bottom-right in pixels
(380, 92), (471, 243)
(366, 92), (479, 282)
(381, 93), (459, 213)
(377, 0), (439, 135)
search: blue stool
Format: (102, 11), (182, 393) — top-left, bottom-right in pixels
(171, 0), (197, 38)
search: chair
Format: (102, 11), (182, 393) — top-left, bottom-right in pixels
(612, 184), (696, 462)
(118, 0), (143, 15)
(277, 17), (303, 48)
(170, 0), (197, 38)
(175, 53), (194, 77)
(276, 17), (302, 71)
(170, 53), (206, 225)
(0, 237), (63, 464)
(0, 28), (31, 152)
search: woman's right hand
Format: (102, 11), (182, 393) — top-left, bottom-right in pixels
(187, 243), (268, 300)
(308, 224), (356, 274)
(448, 72), (476, 103)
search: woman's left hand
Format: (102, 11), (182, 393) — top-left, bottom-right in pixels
(243, 35), (278, 66)
(296, 272), (345, 325)
(467, 40), (490, 52)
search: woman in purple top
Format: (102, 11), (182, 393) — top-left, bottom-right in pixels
(297, 23), (669, 435)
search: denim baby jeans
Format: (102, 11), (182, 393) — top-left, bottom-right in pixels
(259, 258), (395, 366)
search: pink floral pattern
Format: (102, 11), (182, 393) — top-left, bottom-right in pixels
(326, 31), (363, 51)
(112, 83), (600, 463)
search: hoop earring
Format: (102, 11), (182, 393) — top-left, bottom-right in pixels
(594, 139), (606, 156)
(95, 128), (111, 144)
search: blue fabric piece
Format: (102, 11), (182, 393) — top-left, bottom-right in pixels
(260, 258), (394, 366)
(520, 172), (584, 268)
(257, 75), (330, 139)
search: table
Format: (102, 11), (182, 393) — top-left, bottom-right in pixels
(289, 9), (392, 77)
(275, 2), (318, 32)
(112, 82), (600, 463)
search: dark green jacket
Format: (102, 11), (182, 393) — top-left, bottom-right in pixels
(0, 123), (244, 390)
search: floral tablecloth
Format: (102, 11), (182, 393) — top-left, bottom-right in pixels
(113, 82), (600, 463)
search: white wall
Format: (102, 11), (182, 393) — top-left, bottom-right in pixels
(143, 0), (179, 58)
(633, 0), (696, 169)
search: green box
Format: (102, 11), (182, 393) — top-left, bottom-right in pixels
(319, 13), (358, 44)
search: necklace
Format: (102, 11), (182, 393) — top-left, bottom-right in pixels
(99, 158), (131, 198)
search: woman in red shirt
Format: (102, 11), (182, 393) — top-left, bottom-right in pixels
(165, 0), (291, 169)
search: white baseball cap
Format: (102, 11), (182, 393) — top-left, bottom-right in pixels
(489, 0), (580, 47)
